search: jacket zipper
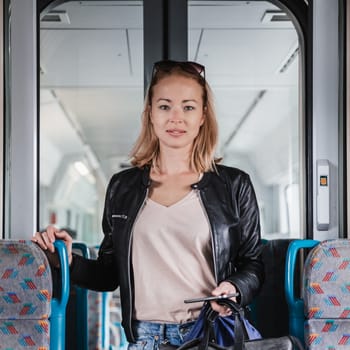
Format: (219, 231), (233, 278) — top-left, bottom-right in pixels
(198, 189), (218, 283)
(127, 188), (149, 341)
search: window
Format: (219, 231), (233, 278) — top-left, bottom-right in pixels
(189, 1), (302, 238)
(40, 1), (143, 244)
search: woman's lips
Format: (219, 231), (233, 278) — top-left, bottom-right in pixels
(166, 129), (186, 136)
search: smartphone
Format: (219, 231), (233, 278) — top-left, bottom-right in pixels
(184, 292), (239, 304)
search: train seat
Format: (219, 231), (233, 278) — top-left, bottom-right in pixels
(68, 243), (114, 350)
(88, 246), (127, 350)
(69, 242), (90, 350)
(286, 239), (350, 349)
(87, 246), (107, 350)
(0, 239), (69, 350)
(251, 238), (299, 338)
(303, 239), (350, 349)
(68, 243), (129, 349)
(285, 239), (319, 344)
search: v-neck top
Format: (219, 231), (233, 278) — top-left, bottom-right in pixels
(132, 189), (216, 323)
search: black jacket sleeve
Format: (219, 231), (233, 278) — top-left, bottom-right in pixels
(225, 174), (264, 306)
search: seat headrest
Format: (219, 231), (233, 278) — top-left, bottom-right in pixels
(0, 240), (52, 319)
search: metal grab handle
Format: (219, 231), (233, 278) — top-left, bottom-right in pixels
(50, 240), (70, 350)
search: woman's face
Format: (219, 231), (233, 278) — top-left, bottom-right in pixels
(150, 74), (205, 152)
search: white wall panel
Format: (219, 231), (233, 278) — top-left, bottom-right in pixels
(313, 0), (339, 239)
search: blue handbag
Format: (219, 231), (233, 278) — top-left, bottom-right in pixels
(177, 300), (304, 350)
(184, 302), (262, 346)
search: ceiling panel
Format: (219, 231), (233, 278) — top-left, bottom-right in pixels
(188, 1), (293, 29)
(196, 28), (298, 77)
(41, 1), (143, 29)
(41, 29), (142, 87)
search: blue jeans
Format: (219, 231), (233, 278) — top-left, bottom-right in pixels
(128, 320), (196, 350)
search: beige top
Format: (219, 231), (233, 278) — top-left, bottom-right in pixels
(132, 190), (216, 323)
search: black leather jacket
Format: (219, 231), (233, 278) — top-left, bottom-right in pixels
(70, 164), (264, 342)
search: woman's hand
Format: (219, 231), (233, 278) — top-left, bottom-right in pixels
(210, 281), (237, 316)
(32, 225), (73, 266)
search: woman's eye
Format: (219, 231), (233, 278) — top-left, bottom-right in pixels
(159, 105), (170, 110)
(184, 106), (195, 111)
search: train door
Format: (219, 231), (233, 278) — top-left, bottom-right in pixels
(2, 1), (346, 241)
(39, 2), (309, 345)
(187, 1), (304, 239)
(39, 1), (145, 244)
(36, 0), (309, 243)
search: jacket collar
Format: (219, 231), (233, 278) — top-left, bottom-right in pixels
(193, 165), (226, 190)
(141, 166), (152, 187)
(191, 172), (211, 190)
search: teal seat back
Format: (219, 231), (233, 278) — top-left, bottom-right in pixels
(285, 239), (319, 344)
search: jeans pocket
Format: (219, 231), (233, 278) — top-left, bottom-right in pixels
(128, 337), (155, 350)
(179, 322), (195, 342)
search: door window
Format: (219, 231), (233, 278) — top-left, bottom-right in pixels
(188, 1), (302, 238)
(40, 1), (143, 244)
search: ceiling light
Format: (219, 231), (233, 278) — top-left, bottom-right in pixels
(261, 10), (290, 24)
(41, 10), (70, 24)
(74, 161), (89, 176)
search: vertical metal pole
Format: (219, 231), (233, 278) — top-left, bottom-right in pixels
(167, 0), (188, 60)
(143, 0), (164, 90)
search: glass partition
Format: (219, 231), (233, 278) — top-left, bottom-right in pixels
(188, 1), (302, 238)
(40, 0), (303, 242)
(40, 1), (143, 244)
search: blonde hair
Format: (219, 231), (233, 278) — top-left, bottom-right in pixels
(130, 66), (220, 172)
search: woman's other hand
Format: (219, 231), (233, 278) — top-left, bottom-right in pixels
(32, 225), (73, 266)
(210, 281), (237, 316)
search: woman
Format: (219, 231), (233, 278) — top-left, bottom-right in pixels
(32, 60), (264, 350)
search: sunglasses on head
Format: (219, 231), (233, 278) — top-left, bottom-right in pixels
(152, 60), (206, 81)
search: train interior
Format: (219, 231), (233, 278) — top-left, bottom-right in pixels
(1, 0), (349, 349)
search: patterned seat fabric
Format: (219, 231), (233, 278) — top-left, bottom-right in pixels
(0, 240), (52, 349)
(303, 239), (350, 349)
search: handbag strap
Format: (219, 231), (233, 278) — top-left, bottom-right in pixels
(289, 335), (305, 350)
(198, 307), (218, 350)
(196, 300), (248, 350)
(215, 299), (247, 350)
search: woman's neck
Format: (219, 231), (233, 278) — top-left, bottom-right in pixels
(154, 148), (193, 175)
